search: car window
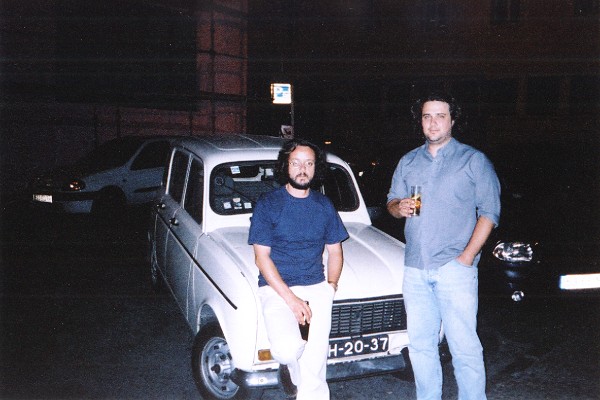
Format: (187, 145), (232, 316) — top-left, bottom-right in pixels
(210, 161), (279, 215)
(169, 150), (189, 205)
(131, 141), (170, 170)
(77, 138), (142, 172)
(322, 164), (359, 212)
(209, 161), (359, 215)
(184, 158), (204, 224)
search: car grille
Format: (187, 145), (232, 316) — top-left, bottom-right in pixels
(31, 177), (54, 191)
(330, 295), (406, 338)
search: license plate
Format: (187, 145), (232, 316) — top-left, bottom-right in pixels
(33, 194), (53, 203)
(559, 273), (600, 290)
(328, 334), (389, 359)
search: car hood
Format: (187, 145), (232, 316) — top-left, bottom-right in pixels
(31, 165), (106, 191)
(208, 222), (406, 300)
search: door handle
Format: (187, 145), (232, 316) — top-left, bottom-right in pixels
(170, 218), (179, 226)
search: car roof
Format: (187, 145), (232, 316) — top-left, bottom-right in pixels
(175, 133), (285, 152)
(172, 134), (285, 167)
(171, 134), (348, 168)
(103, 135), (183, 144)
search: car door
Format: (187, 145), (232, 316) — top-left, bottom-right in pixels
(126, 140), (171, 204)
(179, 156), (205, 323)
(165, 154), (204, 320)
(154, 149), (187, 282)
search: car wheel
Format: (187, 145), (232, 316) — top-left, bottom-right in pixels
(91, 188), (126, 220)
(192, 324), (263, 400)
(148, 239), (164, 293)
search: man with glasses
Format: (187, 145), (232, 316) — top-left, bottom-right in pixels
(249, 138), (348, 399)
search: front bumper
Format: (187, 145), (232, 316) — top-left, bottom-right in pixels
(480, 257), (600, 302)
(232, 352), (409, 389)
(31, 191), (96, 213)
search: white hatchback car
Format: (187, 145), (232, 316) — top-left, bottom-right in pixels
(30, 136), (174, 215)
(148, 134), (410, 400)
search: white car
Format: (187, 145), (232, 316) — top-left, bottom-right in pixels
(30, 136), (174, 215)
(148, 134), (410, 400)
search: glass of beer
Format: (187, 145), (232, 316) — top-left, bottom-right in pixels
(299, 320), (310, 341)
(410, 185), (422, 216)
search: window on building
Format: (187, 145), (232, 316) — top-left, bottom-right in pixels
(483, 79), (518, 115)
(570, 76), (600, 113)
(526, 77), (561, 115)
(56, 1), (196, 108)
(491, 0), (520, 24)
(424, 0), (448, 31)
(574, 0), (599, 16)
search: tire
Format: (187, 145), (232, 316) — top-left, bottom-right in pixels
(91, 188), (126, 221)
(192, 324), (263, 400)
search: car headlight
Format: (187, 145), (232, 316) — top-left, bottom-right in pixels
(492, 241), (533, 262)
(64, 179), (86, 191)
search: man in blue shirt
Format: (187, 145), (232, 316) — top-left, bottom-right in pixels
(249, 138), (348, 400)
(387, 92), (501, 400)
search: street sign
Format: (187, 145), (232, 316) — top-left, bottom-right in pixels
(271, 83), (292, 104)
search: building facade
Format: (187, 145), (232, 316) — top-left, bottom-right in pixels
(247, 0), (599, 147)
(1, 0), (248, 199)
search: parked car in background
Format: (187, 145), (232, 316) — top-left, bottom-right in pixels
(478, 141), (600, 302)
(30, 136), (175, 215)
(147, 134), (413, 400)
(354, 138), (600, 303)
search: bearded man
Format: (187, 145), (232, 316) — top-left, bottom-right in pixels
(248, 138), (348, 400)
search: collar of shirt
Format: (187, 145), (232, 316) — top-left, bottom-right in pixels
(420, 137), (458, 161)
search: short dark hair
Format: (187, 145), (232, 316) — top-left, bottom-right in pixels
(276, 138), (327, 187)
(411, 92), (462, 134)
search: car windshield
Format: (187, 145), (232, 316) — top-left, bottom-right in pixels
(210, 161), (359, 215)
(75, 138), (143, 172)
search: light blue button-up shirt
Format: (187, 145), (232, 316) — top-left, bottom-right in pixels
(387, 138), (501, 270)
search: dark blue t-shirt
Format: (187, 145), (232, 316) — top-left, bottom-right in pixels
(248, 186), (349, 287)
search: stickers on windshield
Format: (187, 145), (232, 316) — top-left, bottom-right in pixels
(230, 166), (241, 174)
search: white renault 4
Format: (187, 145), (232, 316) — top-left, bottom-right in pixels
(148, 134), (411, 399)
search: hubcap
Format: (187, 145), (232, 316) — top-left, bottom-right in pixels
(201, 336), (238, 398)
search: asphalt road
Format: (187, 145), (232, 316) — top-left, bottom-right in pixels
(1, 205), (599, 399)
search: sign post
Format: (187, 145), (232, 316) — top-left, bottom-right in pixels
(271, 83), (294, 137)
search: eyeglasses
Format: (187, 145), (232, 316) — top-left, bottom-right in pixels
(289, 159), (315, 169)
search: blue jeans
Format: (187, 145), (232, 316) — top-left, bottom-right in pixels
(403, 259), (487, 400)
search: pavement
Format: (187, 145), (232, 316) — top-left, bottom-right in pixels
(1, 204), (598, 399)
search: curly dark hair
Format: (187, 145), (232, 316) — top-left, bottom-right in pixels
(411, 92), (463, 135)
(275, 138), (327, 188)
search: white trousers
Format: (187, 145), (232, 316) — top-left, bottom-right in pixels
(258, 281), (335, 400)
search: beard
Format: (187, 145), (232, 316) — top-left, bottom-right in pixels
(288, 173), (312, 190)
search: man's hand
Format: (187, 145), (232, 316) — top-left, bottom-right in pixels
(286, 296), (312, 325)
(387, 198), (416, 219)
(457, 216), (496, 267)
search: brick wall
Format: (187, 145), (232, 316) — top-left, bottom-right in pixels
(1, 0), (248, 203)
